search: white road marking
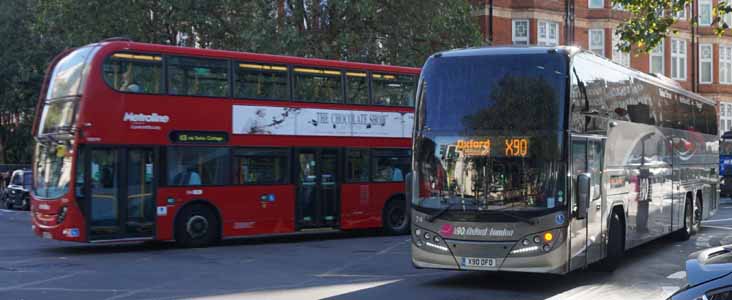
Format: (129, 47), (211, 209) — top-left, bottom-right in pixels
(702, 218), (732, 223)
(661, 286), (681, 298)
(0, 271), (85, 291)
(667, 271), (686, 280)
(190, 279), (401, 300)
(702, 225), (732, 230)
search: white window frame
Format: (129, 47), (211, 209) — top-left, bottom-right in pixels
(650, 39), (665, 75)
(671, 38), (687, 80)
(699, 43), (713, 84)
(673, 3), (688, 20)
(721, 45), (732, 84)
(589, 0), (604, 9)
(699, 0), (713, 26)
(612, 29), (630, 67)
(537, 21), (559, 46)
(512, 19), (530, 45)
(589, 29), (605, 57)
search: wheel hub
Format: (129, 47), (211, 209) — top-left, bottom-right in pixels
(186, 215), (209, 239)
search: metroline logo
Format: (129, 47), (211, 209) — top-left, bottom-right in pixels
(123, 112), (170, 123)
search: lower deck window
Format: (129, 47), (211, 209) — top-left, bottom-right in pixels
(234, 148), (288, 184)
(166, 147), (229, 186)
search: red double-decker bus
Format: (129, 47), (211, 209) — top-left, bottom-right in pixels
(31, 39), (418, 247)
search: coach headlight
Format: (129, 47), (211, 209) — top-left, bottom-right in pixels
(508, 228), (564, 257)
(413, 227), (449, 253)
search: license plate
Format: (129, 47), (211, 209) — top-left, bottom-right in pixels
(461, 257), (496, 268)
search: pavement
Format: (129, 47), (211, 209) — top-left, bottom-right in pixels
(1, 203), (732, 300)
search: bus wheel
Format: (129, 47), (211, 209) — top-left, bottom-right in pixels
(599, 212), (624, 271)
(674, 197), (694, 241)
(175, 204), (219, 248)
(383, 197), (409, 235)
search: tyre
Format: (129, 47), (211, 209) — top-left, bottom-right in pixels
(175, 204), (219, 248)
(693, 196), (702, 234)
(3, 195), (12, 210)
(674, 197), (694, 241)
(20, 196), (30, 211)
(383, 198), (409, 235)
(599, 212), (624, 271)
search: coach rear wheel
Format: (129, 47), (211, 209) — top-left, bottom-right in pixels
(599, 212), (624, 272)
(383, 198), (409, 235)
(674, 197), (694, 241)
(175, 204), (219, 248)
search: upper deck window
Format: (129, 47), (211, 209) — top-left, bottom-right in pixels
(235, 63), (289, 100)
(103, 53), (163, 94)
(293, 67), (343, 103)
(169, 56), (229, 97)
(47, 46), (98, 100)
(372, 73), (416, 107)
(346, 71), (369, 105)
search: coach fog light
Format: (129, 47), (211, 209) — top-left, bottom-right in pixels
(509, 228), (564, 257)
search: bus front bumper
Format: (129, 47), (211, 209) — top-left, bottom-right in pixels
(411, 240), (568, 274)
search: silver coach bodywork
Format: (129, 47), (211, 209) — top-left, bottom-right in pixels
(410, 47), (719, 274)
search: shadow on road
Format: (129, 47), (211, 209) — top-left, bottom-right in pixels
(42, 228), (395, 255)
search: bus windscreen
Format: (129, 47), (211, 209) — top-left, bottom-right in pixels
(413, 52), (567, 220)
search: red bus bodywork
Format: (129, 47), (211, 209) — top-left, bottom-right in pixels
(31, 41), (419, 244)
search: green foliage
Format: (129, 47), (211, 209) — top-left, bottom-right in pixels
(615, 0), (732, 53)
(0, 0), (482, 164)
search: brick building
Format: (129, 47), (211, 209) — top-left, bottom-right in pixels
(473, 0), (732, 136)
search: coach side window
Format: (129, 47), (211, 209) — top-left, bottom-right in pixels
(168, 56), (229, 97)
(235, 63), (289, 100)
(372, 74), (417, 107)
(372, 149), (410, 182)
(293, 67), (343, 103)
(166, 147), (229, 186)
(103, 53), (163, 94)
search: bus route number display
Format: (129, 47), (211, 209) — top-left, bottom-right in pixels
(170, 131), (229, 144)
(455, 137), (528, 157)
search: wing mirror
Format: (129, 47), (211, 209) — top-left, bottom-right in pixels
(576, 173), (591, 220)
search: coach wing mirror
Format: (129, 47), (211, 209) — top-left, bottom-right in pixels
(576, 173), (591, 220)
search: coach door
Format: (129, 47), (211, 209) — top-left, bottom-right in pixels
(83, 147), (156, 241)
(295, 149), (340, 229)
(568, 136), (606, 270)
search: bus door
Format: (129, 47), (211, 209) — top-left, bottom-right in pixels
(568, 136), (606, 270)
(295, 148), (340, 229)
(83, 147), (156, 241)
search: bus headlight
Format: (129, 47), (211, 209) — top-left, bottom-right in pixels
(413, 227), (450, 253)
(509, 228), (564, 257)
(56, 206), (68, 224)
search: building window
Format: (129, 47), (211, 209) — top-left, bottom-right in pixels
(699, 0), (713, 26)
(589, 0), (603, 9)
(723, 104), (727, 117)
(673, 3), (688, 20)
(721, 45), (732, 84)
(650, 39), (665, 74)
(612, 30), (630, 67)
(671, 39), (687, 80)
(589, 29), (605, 57)
(512, 19), (530, 45)
(699, 44), (713, 84)
(538, 21), (559, 46)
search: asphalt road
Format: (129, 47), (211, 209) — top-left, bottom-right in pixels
(1, 203), (732, 300)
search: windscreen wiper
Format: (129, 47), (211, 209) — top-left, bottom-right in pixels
(427, 198), (478, 222)
(483, 209), (536, 225)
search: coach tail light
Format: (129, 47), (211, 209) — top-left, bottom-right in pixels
(508, 228), (564, 257)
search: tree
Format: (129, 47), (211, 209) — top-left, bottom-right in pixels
(0, 0), (482, 164)
(614, 0), (732, 53)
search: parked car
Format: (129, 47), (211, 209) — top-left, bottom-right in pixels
(3, 169), (31, 210)
(668, 245), (732, 300)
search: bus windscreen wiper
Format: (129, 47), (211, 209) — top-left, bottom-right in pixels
(483, 209), (535, 225)
(427, 198), (478, 222)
